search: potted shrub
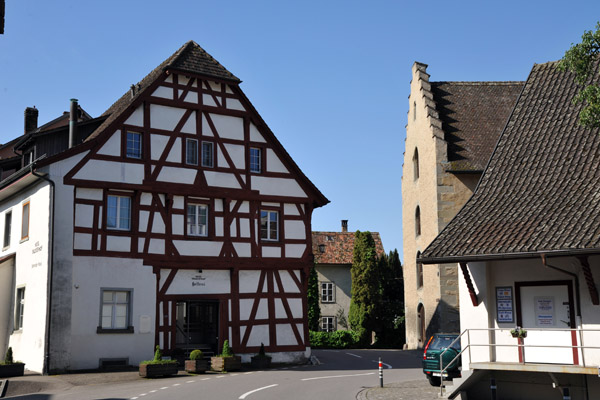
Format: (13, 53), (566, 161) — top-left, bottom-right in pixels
(510, 327), (527, 339)
(0, 347), (25, 378)
(250, 343), (272, 369)
(139, 346), (179, 378)
(211, 340), (241, 372)
(185, 349), (208, 374)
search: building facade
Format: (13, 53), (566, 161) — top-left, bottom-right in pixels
(402, 62), (522, 348)
(421, 61), (600, 400)
(312, 221), (384, 332)
(0, 41), (328, 373)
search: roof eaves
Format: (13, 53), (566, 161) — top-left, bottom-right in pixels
(419, 248), (600, 265)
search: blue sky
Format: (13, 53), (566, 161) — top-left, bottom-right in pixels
(1, 1), (600, 260)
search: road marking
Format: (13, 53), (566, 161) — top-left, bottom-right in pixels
(239, 384), (279, 399)
(346, 352), (362, 358)
(149, 390), (156, 393)
(301, 372), (375, 381)
(230, 373), (239, 377)
(243, 372), (254, 375)
(201, 378), (210, 380)
(216, 375), (225, 378)
(371, 360), (392, 369)
(186, 380), (195, 383)
(131, 398), (138, 399)
(160, 386), (169, 390)
(173, 383), (181, 386)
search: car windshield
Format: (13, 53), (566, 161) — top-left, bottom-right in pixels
(430, 335), (460, 351)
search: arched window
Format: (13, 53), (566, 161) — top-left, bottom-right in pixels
(417, 303), (425, 345)
(416, 250), (423, 289)
(415, 206), (421, 237)
(413, 148), (419, 180)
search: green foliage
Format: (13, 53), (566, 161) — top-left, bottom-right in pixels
(4, 347), (14, 364)
(349, 231), (380, 344)
(309, 330), (360, 349)
(189, 349), (204, 360)
(558, 22), (600, 128)
(375, 249), (406, 347)
(140, 359), (179, 365)
(336, 307), (349, 330)
(153, 345), (162, 362)
(307, 263), (321, 331)
(221, 340), (234, 357)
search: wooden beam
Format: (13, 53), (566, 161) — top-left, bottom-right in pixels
(459, 262), (478, 307)
(578, 256), (599, 305)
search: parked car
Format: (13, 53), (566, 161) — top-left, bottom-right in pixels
(422, 333), (461, 386)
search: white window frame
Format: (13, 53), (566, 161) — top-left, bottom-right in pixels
(126, 131), (142, 159)
(250, 147), (261, 173)
(260, 210), (278, 241)
(99, 289), (132, 331)
(321, 316), (336, 332)
(106, 195), (132, 231)
(186, 138), (198, 165)
(14, 286), (25, 331)
(201, 141), (214, 168)
(187, 203), (209, 237)
(320, 282), (335, 303)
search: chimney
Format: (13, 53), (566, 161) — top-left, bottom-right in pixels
(69, 98), (78, 148)
(24, 107), (38, 133)
(341, 220), (348, 233)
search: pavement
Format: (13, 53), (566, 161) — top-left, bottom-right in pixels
(357, 379), (446, 400)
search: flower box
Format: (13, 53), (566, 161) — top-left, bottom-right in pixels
(139, 362), (179, 378)
(0, 363), (25, 378)
(185, 359), (209, 374)
(250, 355), (272, 369)
(210, 356), (241, 372)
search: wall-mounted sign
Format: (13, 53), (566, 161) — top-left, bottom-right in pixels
(534, 296), (555, 326)
(496, 286), (514, 323)
(164, 269), (231, 295)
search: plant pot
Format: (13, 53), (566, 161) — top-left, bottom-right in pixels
(210, 356), (241, 372)
(0, 363), (25, 378)
(185, 359), (209, 374)
(250, 356), (272, 369)
(139, 363), (179, 378)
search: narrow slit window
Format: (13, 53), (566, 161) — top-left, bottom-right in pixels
(21, 201), (30, 240)
(202, 141), (214, 168)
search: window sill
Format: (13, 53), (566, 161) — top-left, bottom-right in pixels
(19, 237), (29, 244)
(97, 326), (134, 334)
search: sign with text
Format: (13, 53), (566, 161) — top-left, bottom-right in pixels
(496, 286), (514, 323)
(164, 269), (231, 295)
(534, 296), (555, 326)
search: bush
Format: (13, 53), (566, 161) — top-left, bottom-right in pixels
(309, 330), (360, 349)
(153, 345), (162, 362)
(4, 347), (14, 364)
(140, 345), (178, 365)
(221, 340), (234, 357)
(189, 350), (204, 360)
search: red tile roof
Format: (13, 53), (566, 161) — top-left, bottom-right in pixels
(312, 231), (384, 264)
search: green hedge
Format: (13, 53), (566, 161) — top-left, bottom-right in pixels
(309, 330), (361, 349)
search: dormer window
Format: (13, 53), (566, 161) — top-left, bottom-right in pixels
(318, 244), (325, 253)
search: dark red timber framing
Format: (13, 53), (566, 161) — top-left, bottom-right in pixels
(64, 45), (328, 357)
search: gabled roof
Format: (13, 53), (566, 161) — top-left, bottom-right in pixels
(421, 61), (600, 263)
(87, 41), (239, 143)
(431, 81), (523, 172)
(312, 231), (384, 264)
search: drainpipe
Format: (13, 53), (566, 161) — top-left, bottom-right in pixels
(31, 163), (55, 375)
(541, 254), (581, 319)
(69, 99), (78, 149)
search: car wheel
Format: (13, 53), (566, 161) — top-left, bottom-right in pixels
(427, 375), (441, 386)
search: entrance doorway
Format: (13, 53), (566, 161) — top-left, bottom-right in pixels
(175, 301), (219, 355)
(516, 280), (577, 365)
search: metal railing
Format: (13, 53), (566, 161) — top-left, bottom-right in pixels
(437, 328), (600, 396)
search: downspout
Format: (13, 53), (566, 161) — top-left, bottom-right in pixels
(31, 163), (55, 375)
(541, 254), (581, 319)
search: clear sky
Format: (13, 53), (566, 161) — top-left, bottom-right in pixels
(1, 1), (599, 261)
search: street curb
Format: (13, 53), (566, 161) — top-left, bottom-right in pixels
(356, 386), (367, 400)
(0, 380), (8, 398)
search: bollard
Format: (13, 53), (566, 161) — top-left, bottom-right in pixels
(490, 378), (497, 400)
(379, 357), (383, 388)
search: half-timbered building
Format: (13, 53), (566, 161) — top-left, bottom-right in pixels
(0, 41), (328, 373)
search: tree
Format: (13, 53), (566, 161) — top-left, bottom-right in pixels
(558, 22), (600, 128)
(376, 249), (405, 347)
(348, 231), (380, 344)
(307, 263), (321, 331)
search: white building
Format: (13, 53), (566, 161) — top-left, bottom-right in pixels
(420, 61), (600, 399)
(0, 41), (328, 373)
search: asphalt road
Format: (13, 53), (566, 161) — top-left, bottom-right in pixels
(5, 349), (425, 400)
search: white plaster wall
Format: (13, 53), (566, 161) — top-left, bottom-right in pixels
(69, 256), (156, 370)
(249, 123), (265, 143)
(76, 188), (103, 201)
(246, 325), (269, 346)
(166, 138), (181, 163)
(278, 270), (301, 293)
(284, 220), (306, 240)
(173, 240), (222, 257)
(2, 180), (52, 373)
(157, 167), (196, 184)
(239, 270), (261, 293)
(73, 160), (144, 184)
(151, 86), (173, 100)
(204, 171), (241, 189)
(224, 144), (245, 169)
(285, 244), (305, 258)
(266, 149), (289, 173)
(251, 177), (307, 198)
(97, 132), (121, 156)
(150, 104), (185, 131)
(151, 135), (169, 160)
(209, 114), (244, 140)
(124, 106), (144, 126)
(233, 242), (251, 257)
(262, 246), (281, 258)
